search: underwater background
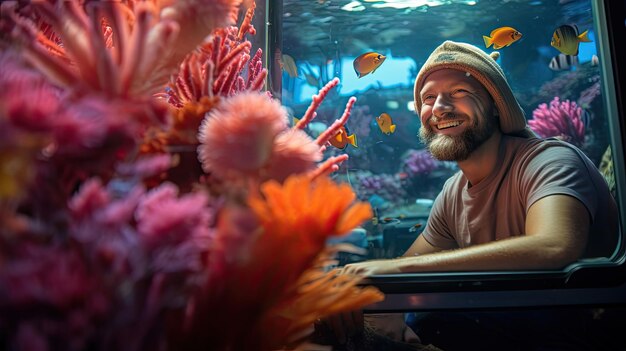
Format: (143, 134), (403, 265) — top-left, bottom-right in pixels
(274, 0), (610, 258)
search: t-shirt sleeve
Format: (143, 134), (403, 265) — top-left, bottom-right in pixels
(522, 144), (598, 221)
(421, 181), (459, 250)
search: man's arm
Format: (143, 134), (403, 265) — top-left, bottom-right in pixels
(402, 232), (443, 257)
(342, 194), (589, 275)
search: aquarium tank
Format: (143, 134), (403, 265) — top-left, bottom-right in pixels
(269, 0), (616, 261)
(1, 0), (624, 349)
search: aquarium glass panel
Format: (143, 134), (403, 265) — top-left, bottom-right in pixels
(272, 0), (619, 265)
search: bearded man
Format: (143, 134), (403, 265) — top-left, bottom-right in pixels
(342, 40), (618, 275)
(322, 40), (619, 350)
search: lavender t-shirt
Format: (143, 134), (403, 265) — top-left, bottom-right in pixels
(422, 135), (618, 258)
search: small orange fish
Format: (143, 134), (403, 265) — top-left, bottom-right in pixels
(329, 126), (357, 150)
(353, 52), (386, 78)
(483, 26), (522, 49)
(408, 223), (423, 233)
(376, 113), (396, 135)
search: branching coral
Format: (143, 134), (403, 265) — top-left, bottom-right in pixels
(529, 96), (586, 147)
(197, 77), (357, 187)
(155, 2), (265, 147)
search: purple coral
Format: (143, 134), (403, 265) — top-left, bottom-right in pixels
(400, 149), (438, 177)
(353, 171), (407, 203)
(578, 80), (601, 109)
(529, 97), (586, 147)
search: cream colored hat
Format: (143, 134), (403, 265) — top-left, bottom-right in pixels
(413, 40), (536, 138)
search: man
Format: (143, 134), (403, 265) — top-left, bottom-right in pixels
(343, 40), (618, 276)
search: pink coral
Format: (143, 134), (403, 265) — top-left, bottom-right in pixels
(164, 20), (266, 108)
(264, 129), (322, 182)
(197, 78), (358, 184)
(136, 182), (212, 249)
(529, 97), (586, 147)
(1, 1), (383, 350)
(5, 0), (242, 97)
(197, 92), (288, 177)
(0, 51), (62, 200)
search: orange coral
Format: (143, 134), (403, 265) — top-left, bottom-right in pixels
(175, 174), (380, 351)
(243, 174), (379, 348)
(249, 174), (373, 244)
(260, 249), (385, 350)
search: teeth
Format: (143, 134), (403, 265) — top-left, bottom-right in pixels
(437, 121), (462, 130)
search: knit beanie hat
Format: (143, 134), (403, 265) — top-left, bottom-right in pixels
(414, 40), (536, 138)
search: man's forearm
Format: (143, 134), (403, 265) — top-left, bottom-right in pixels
(395, 234), (579, 272)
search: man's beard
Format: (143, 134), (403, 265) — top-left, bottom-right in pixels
(419, 113), (497, 161)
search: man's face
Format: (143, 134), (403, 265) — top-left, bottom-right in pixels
(418, 69), (498, 161)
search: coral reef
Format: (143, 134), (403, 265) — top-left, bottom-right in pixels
(400, 149), (438, 178)
(0, 1), (383, 350)
(529, 97), (586, 148)
(352, 171), (408, 205)
(577, 79), (601, 110)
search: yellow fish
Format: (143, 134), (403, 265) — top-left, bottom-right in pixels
(329, 126), (357, 150)
(376, 113), (396, 135)
(551, 24), (591, 56)
(280, 54), (298, 78)
(483, 27), (522, 49)
(353, 52), (386, 78)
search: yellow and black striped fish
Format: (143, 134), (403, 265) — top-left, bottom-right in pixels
(550, 24), (592, 56)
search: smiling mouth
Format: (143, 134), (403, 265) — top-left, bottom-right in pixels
(436, 121), (463, 130)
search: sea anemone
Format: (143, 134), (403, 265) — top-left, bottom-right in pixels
(264, 129), (322, 182)
(197, 92), (288, 178)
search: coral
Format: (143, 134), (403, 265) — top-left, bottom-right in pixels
(0, 1), (381, 351)
(400, 149), (439, 178)
(577, 79), (601, 109)
(351, 171), (408, 204)
(529, 97), (586, 147)
(175, 174), (380, 351)
(197, 92), (288, 178)
(197, 77), (357, 188)
(3, 0), (242, 97)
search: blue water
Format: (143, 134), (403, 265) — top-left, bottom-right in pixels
(277, 0), (609, 218)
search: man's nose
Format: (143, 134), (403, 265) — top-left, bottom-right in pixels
(432, 94), (454, 117)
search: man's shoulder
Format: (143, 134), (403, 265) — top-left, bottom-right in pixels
(505, 136), (583, 161)
(503, 136), (598, 184)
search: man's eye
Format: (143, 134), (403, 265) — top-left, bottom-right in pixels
(422, 95), (435, 101)
(453, 89), (469, 95)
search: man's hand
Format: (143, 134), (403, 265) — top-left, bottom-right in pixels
(341, 259), (403, 276)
